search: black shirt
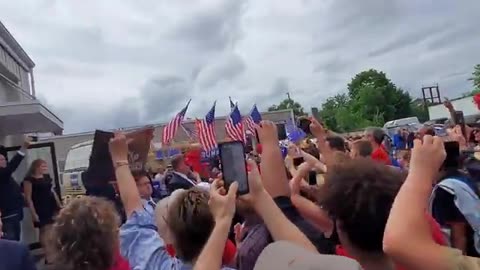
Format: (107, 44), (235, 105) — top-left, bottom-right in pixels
(0, 153), (25, 219)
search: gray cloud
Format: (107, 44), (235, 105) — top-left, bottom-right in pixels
(140, 76), (192, 122)
(195, 53), (246, 88)
(2, 0), (480, 133)
(169, 0), (247, 51)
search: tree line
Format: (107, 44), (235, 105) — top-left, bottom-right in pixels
(268, 65), (480, 133)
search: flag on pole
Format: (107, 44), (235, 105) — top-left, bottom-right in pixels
(285, 118), (306, 143)
(225, 104), (244, 142)
(244, 104), (262, 135)
(196, 102), (217, 151)
(181, 123), (197, 141)
(162, 100), (191, 144)
(229, 97), (236, 111)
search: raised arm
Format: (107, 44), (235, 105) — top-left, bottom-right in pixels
(257, 121), (290, 197)
(309, 118), (334, 167)
(383, 136), (458, 270)
(194, 180), (238, 270)
(0, 138), (30, 179)
(243, 159), (317, 252)
(108, 133), (142, 218)
(301, 150), (327, 173)
(290, 163), (332, 233)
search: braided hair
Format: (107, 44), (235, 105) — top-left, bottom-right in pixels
(167, 187), (214, 262)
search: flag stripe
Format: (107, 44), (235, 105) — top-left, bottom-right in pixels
(225, 104), (244, 142)
(197, 102), (217, 151)
(162, 101), (190, 144)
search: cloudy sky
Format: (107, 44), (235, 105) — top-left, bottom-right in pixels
(1, 0), (480, 134)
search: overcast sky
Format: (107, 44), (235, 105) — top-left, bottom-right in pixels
(1, 0), (480, 134)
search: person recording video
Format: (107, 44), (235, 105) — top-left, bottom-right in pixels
(0, 138), (31, 241)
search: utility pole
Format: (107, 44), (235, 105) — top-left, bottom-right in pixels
(286, 92), (292, 102)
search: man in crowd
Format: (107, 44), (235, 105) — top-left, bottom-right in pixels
(325, 136), (346, 153)
(365, 127), (392, 165)
(165, 154), (197, 194)
(133, 172), (156, 211)
(0, 138), (30, 241)
(350, 140), (373, 158)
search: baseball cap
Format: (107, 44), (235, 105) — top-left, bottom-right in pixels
(254, 241), (362, 270)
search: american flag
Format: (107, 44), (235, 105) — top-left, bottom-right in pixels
(181, 123), (198, 141)
(229, 97), (236, 111)
(244, 104), (262, 135)
(162, 100), (191, 144)
(196, 102), (217, 151)
(226, 104), (244, 142)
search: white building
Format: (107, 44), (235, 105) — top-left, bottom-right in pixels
(0, 22), (63, 145)
(0, 20), (63, 247)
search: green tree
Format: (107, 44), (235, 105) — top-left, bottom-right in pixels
(319, 69), (413, 132)
(469, 64), (480, 91)
(318, 94), (348, 131)
(268, 98), (307, 118)
(348, 69), (412, 123)
(410, 101), (429, 123)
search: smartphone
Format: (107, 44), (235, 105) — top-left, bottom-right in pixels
(293, 157), (305, 167)
(454, 111), (466, 137)
(297, 117), (312, 135)
(218, 141), (249, 195)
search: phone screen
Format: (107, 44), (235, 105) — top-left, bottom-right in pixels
(297, 117), (312, 135)
(293, 157), (305, 167)
(219, 141), (249, 195)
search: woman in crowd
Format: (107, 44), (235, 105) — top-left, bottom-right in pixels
(47, 196), (129, 270)
(23, 159), (62, 260)
(384, 135), (480, 269)
(109, 133), (234, 270)
(193, 131), (361, 270)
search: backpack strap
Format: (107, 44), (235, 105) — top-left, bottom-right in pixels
(436, 178), (480, 253)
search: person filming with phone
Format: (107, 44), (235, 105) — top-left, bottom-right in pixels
(0, 137), (31, 241)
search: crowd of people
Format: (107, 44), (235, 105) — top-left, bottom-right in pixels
(1, 102), (480, 270)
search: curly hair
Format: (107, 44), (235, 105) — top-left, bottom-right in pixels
(319, 157), (404, 253)
(48, 196), (120, 270)
(167, 187), (214, 262)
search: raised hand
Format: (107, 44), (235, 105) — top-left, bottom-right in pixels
(21, 136), (32, 151)
(443, 98), (454, 111)
(309, 117), (326, 140)
(239, 160), (267, 206)
(208, 179), (238, 223)
(409, 135), (446, 183)
(289, 162), (312, 195)
(256, 121), (278, 146)
(109, 133), (130, 163)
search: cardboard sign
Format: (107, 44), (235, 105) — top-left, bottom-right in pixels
(83, 128), (154, 187)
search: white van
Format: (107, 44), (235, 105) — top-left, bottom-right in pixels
(61, 140), (93, 200)
(383, 117), (420, 128)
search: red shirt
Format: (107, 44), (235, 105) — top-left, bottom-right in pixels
(110, 251), (130, 270)
(371, 146), (392, 165)
(335, 214), (446, 270)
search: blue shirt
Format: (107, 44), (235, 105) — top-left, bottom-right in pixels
(120, 207), (189, 270)
(120, 207), (235, 270)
